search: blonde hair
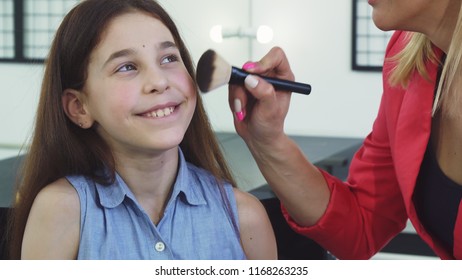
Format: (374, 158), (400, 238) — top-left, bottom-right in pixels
(389, 3), (462, 118)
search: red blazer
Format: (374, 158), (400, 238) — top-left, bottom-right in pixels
(283, 31), (461, 259)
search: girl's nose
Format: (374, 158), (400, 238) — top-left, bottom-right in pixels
(143, 66), (168, 94)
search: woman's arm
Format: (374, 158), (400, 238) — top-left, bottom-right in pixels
(228, 47), (330, 227)
(21, 178), (80, 259)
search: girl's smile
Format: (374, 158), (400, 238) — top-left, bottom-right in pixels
(137, 104), (176, 119)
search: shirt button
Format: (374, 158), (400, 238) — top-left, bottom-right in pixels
(155, 242), (165, 252)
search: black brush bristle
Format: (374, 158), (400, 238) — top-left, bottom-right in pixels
(196, 49), (216, 92)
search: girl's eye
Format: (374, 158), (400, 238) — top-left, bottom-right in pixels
(117, 64), (137, 72)
(161, 54), (179, 65)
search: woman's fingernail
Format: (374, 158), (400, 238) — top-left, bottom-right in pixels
(236, 111), (244, 122)
(244, 75), (259, 89)
(234, 98), (245, 122)
(242, 62), (257, 71)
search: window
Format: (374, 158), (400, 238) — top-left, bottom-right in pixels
(351, 0), (392, 71)
(0, 0), (79, 63)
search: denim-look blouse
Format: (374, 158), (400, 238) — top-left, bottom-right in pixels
(66, 149), (246, 260)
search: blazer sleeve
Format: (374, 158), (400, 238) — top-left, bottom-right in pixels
(282, 31), (409, 260)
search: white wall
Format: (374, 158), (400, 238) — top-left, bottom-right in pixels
(0, 0), (384, 159)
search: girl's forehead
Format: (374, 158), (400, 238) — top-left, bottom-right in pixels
(91, 12), (174, 61)
(103, 11), (170, 41)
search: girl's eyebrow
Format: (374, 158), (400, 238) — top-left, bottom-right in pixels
(159, 40), (178, 50)
(102, 48), (136, 69)
(102, 41), (178, 69)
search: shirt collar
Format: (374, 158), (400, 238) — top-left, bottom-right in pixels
(96, 148), (207, 209)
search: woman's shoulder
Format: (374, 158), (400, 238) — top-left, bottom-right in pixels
(385, 30), (410, 57)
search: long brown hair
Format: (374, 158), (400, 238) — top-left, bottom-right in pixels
(7, 0), (237, 259)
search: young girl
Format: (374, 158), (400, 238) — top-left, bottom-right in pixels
(8, 0), (276, 260)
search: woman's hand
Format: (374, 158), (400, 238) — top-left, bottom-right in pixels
(228, 47), (295, 147)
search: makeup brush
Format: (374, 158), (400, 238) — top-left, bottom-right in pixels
(196, 49), (311, 95)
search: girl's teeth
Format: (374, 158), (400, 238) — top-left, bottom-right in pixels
(146, 107), (174, 118)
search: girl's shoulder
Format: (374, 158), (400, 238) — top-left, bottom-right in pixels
(21, 178), (79, 259)
(35, 177), (80, 210)
(232, 188), (277, 259)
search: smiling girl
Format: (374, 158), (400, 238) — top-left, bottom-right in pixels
(7, 0), (276, 260)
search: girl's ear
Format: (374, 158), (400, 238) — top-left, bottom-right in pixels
(62, 89), (94, 129)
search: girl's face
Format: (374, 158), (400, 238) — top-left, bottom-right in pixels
(82, 12), (196, 157)
(369, 0), (456, 34)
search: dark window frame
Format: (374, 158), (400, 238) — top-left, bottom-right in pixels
(0, 0), (39, 63)
(0, 0), (77, 64)
(351, 0), (392, 72)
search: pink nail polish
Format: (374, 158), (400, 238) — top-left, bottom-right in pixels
(242, 62), (257, 71)
(234, 98), (245, 122)
(235, 111), (245, 122)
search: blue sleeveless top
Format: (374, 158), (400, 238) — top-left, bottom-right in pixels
(66, 149), (246, 260)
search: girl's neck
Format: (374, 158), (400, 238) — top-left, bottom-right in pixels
(114, 147), (180, 224)
(114, 147), (179, 198)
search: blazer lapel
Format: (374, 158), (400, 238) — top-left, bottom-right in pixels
(393, 59), (440, 206)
